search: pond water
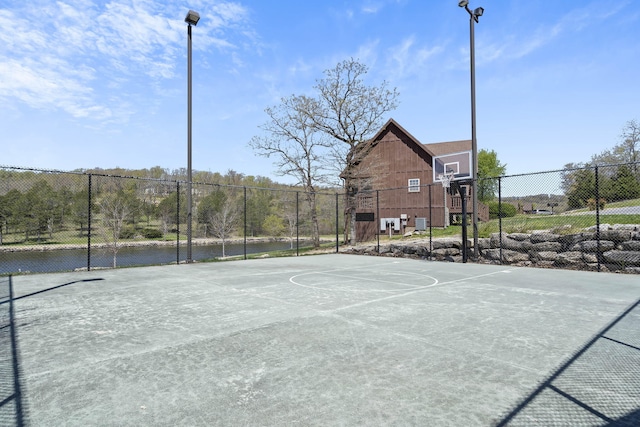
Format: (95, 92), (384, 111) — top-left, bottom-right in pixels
(0, 240), (310, 274)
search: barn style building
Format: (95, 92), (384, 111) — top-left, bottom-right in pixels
(347, 118), (489, 242)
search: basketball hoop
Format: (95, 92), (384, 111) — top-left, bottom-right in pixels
(438, 172), (455, 189)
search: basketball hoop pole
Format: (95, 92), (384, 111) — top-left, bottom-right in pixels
(459, 1), (483, 259)
(470, 8), (479, 260)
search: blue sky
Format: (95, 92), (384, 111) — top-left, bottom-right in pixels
(1, 0), (638, 185)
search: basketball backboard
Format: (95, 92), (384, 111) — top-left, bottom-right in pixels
(433, 151), (472, 183)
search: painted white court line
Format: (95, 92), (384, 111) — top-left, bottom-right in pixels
(332, 269), (514, 311)
(289, 269), (439, 293)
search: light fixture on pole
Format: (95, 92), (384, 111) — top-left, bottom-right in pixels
(185, 9), (200, 263)
(458, 0), (483, 259)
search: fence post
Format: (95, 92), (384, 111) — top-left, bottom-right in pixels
(429, 184), (433, 260)
(244, 186), (247, 260)
(87, 173), (92, 272)
(498, 177), (503, 265)
(459, 185), (468, 263)
(296, 191), (299, 256)
(376, 190), (380, 253)
(335, 192), (339, 253)
(176, 181), (180, 264)
(595, 165), (601, 272)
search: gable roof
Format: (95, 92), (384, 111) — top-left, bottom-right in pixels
(341, 118), (473, 180)
(370, 118), (434, 162)
(424, 140), (472, 157)
(373, 118), (472, 157)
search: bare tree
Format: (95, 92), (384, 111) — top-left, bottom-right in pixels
(208, 203), (239, 257)
(620, 119), (640, 177)
(249, 96), (330, 247)
(309, 58), (399, 244)
(250, 58), (398, 245)
(99, 192), (131, 268)
(591, 119), (640, 174)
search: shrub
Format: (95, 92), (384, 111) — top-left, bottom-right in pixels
(142, 228), (163, 239)
(118, 226), (137, 239)
(586, 198), (606, 211)
(487, 201), (517, 219)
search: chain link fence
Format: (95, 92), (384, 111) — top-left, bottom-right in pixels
(1, 163), (639, 274)
(485, 163), (640, 273)
(0, 167), (341, 275)
(344, 162), (640, 274)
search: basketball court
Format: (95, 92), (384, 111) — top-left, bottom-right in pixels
(3, 254), (640, 426)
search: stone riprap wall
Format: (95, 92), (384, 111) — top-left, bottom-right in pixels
(341, 224), (640, 274)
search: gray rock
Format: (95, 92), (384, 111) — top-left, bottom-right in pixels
(620, 241), (640, 251)
(478, 238), (492, 250)
(502, 238), (532, 251)
(603, 250), (640, 267)
(507, 233), (530, 242)
(432, 247), (460, 257)
(559, 233), (594, 248)
(490, 233), (507, 248)
(530, 251), (559, 262)
(432, 238), (463, 250)
(612, 224), (640, 231)
(556, 251), (586, 265)
(532, 242), (562, 252)
(530, 233), (560, 243)
(599, 230), (632, 243)
(569, 240), (616, 253)
(503, 250), (530, 263)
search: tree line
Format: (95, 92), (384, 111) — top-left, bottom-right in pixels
(562, 120), (640, 209)
(0, 169), (340, 263)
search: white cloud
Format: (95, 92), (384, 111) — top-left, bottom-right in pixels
(361, 2), (383, 14)
(474, 1), (629, 66)
(0, 0), (255, 123)
(353, 40), (380, 69)
(384, 36), (444, 80)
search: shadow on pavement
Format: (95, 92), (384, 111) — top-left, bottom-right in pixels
(495, 298), (640, 426)
(0, 276), (27, 427)
(8, 277), (104, 302)
(0, 277), (103, 426)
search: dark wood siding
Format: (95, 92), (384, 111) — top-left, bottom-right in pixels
(352, 120), (488, 242)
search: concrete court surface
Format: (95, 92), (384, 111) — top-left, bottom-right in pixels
(3, 253), (640, 426)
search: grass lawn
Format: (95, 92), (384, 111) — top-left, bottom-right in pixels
(476, 213), (640, 237)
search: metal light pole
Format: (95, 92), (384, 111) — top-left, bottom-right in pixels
(185, 10), (200, 263)
(458, 0), (483, 259)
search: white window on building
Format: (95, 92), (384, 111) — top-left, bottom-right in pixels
(408, 178), (420, 192)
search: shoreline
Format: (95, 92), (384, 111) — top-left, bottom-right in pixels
(0, 237), (317, 253)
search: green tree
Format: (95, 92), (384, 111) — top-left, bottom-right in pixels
(603, 164), (640, 202)
(197, 189), (228, 237)
(1, 190), (23, 242)
(477, 149), (507, 202)
(71, 188), (92, 236)
(262, 214), (285, 237)
(0, 190), (20, 244)
(157, 191), (186, 236)
(56, 187), (74, 228)
(120, 185), (143, 227)
(487, 201), (516, 219)
(565, 168), (596, 209)
(244, 183), (275, 238)
(21, 180), (60, 242)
